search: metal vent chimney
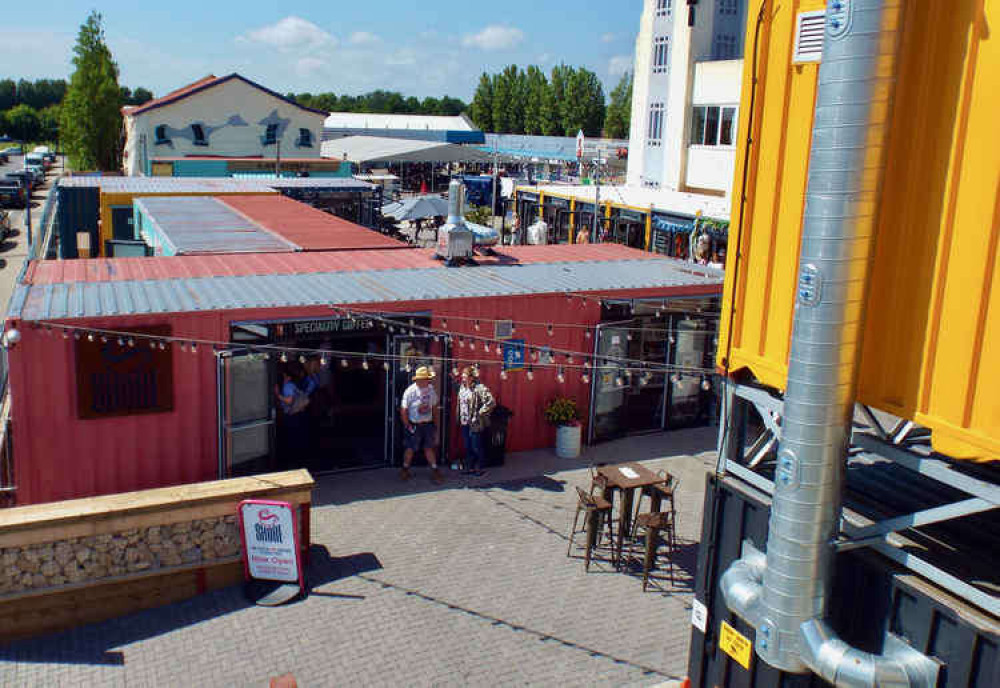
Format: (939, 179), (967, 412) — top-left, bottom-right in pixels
(435, 179), (474, 264)
(720, 1), (939, 685)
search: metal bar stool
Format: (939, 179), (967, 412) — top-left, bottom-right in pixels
(635, 510), (677, 591)
(567, 486), (614, 571)
(631, 472), (679, 539)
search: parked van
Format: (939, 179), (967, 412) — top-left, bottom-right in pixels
(24, 153), (45, 169)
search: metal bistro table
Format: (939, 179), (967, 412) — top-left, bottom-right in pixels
(597, 462), (663, 568)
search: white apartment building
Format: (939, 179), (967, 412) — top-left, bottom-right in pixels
(627, 0), (746, 195)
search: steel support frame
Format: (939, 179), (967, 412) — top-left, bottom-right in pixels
(719, 381), (1000, 617)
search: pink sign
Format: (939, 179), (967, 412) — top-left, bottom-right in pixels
(238, 499), (304, 589)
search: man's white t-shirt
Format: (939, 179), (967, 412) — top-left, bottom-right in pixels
(401, 383), (438, 423)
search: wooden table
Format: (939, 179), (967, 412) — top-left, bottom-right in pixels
(597, 463), (664, 567)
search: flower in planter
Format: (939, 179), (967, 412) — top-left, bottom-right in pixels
(544, 396), (580, 426)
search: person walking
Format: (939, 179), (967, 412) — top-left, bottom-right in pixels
(457, 367), (496, 477)
(399, 366), (444, 483)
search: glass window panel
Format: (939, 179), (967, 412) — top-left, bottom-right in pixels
(720, 107), (736, 146)
(691, 107), (707, 145)
(705, 106), (720, 146)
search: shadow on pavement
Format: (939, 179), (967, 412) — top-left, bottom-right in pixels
(306, 545), (382, 598)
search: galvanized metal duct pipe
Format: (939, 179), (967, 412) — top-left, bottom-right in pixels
(721, 1), (937, 684)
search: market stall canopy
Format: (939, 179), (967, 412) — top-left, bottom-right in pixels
(322, 136), (493, 164)
(381, 196), (449, 221)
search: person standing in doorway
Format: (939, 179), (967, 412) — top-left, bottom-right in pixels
(400, 366), (444, 483)
(458, 367), (496, 477)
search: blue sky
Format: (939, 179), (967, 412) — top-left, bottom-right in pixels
(2, 1), (643, 101)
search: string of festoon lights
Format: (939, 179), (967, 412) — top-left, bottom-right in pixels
(25, 306), (718, 391)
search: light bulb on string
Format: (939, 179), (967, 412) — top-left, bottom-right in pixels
(581, 372), (590, 384)
(496, 343), (502, 355)
(404, 363), (411, 373)
(190, 342), (198, 353)
(319, 355), (327, 367)
(127, 337), (134, 347)
(526, 366), (534, 381)
(261, 351), (270, 360)
(531, 350), (539, 362)
(547, 324), (553, 337)
(362, 358), (370, 370)
(615, 375), (624, 387)
(483, 341), (490, 352)
(474, 319), (481, 331)
(585, 329), (592, 339)
(100, 335), (108, 343)
(442, 318), (448, 329)
(299, 355), (306, 364)
(452, 365), (459, 376)
(158, 342), (166, 350)
(382, 361), (390, 371)
(280, 352), (288, 363)
(117, 337), (125, 347)
(180, 342), (188, 352)
(87, 333), (95, 343)
(73, 330), (81, 341)
(566, 355), (574, 365)
(626, 332), (632, 341)
(556, 367), (565, 384)
(458, 337), (465, 348)
(408, 318), (415, 328)
(340, 358), (349, 368)
(510, 323), (516, 334)
(500, 369), (508, 381)
(670, 373), (680, 384)
(701, 377), (712, 391)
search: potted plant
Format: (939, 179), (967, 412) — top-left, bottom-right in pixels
(544, 397), (582, 458)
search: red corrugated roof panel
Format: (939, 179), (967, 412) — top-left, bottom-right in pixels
(27, 243), (663, 285)
(220, 195), (408, 252)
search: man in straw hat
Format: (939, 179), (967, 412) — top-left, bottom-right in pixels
(399, 365), (444, 483)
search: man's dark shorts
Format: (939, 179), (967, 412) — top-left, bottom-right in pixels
(405, 422), (438, 451)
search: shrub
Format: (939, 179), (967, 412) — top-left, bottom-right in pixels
(544, 397), (580, 426)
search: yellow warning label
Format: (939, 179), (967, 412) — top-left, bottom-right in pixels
(719, 621), (752, 670)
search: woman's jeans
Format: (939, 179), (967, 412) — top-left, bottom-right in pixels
(461, 425), (484, 470)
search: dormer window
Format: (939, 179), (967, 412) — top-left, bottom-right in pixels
(263, 124), (278, 146)
(191, 123), (207, 146)
(296, 128), (313, 148)
(154, 125), (170, 145)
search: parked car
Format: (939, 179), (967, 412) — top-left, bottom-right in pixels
(0, 184), (26, 209)
(24, 165), (45, 184)
(4, 170), (34, 191)
(0, 151), (8, 164)
(2, 146), (22, 156)
(0, 209), (11, 238)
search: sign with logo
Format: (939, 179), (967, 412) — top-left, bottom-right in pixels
(719, 620), (752, 670)
(271, 317), (377, 341)
(76, 324), (174, 419)
(502, 338), (525, 371)
(238, 500), (303, 586)
(691, 598), (708, 633)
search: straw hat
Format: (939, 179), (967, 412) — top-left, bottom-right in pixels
(413, 365), (436, 381)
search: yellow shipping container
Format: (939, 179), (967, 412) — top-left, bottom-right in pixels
(718, 0), (999, 461)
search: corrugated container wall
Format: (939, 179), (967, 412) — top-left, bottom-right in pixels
(717, 0), (1000, 460)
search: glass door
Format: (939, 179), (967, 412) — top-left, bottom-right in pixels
(666, 316), (712, 427)
(217, 349), (274, 478)
(589, 324), (629, 443)
(387, 335), (451, 466)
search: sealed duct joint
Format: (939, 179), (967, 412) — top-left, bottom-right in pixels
(719, 541), (766, 628)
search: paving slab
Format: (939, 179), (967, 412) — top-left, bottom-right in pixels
(0, 427), (717, 687)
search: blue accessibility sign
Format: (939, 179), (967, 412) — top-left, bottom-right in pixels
(503, 339), (525, 371)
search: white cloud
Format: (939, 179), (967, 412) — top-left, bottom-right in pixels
(601, 33), (617, 43)
(348, 31), (381, 46)
(295, 57), (327, 77)
(461, 25), (525, 51)
(608, 55), (633, 76)
(241, 16), (336, 51)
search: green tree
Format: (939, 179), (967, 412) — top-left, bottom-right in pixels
(39, 105), (61, 142)
(522, 65), (549, 135)
(60, 11), (123, 170)
(5, 104), (41, 142)
(0, 79), (15, 111)
(438, 96), (466, 116)
(604, 71), (633, 139)
(545, 64), (574, 136)
(492, 65), (526, 134)
(562, 67), (605, 137)
(469, 73), (494, 131)
(130, 87), (153, 105)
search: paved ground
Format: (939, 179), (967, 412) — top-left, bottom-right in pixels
(0, 428), (716, 687)
(0, 155), (60, 313)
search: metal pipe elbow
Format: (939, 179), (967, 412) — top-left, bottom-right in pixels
(719, 545), (767, 627)
(800, 619), (939, 688)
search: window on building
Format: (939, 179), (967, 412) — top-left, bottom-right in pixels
(296, 128), (313, 148)
(653, 36), (670, 74)
(191, 123), (207, 146)
(713, 33), (739, 60)
(154, 125), (170, 145)
(647, 103), (665, 147)
(718, 0), (740, 16)
(263, 123), (279, 146)
(656, 0), (672, 17)
(691, 105), (738, 146)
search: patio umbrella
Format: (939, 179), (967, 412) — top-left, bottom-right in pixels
(380, 201), (404, 217)
(382, 196), (449, 222)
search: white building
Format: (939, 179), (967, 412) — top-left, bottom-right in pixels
(122, 74), (328, 177)
(627, 0), (746, 195)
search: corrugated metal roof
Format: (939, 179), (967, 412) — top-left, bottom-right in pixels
(220, 195), (406, 251)
(320, 136), (492, 164)
(59, 177), (278, 193)
(241, 177), (375, 191)
(519, 183), (731, 221)
(27, 244), (665, 284)
(13, 257), (723, 321)
(135, 197), (297, 255)
(324, 112), (476, 131)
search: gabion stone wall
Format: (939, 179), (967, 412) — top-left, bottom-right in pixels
(1, 515), (240, 596)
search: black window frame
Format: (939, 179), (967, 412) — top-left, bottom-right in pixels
(296, 128), (313, 148)
(154, 125), (170, 146)
(191, 123), (208, 147)
(263, 123), (279, 146)
(691, 105), (737, 147)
